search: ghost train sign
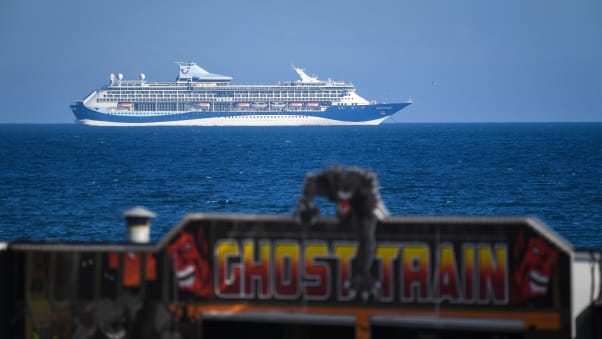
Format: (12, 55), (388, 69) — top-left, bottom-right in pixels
(211, 221), (512, 305)
(169, 215), (573, 332)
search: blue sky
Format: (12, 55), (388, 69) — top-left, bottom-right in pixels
(1, 0), (601, 123)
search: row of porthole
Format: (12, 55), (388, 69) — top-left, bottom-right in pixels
(103, 90), (345, 95)
(224, 115), (309, 119)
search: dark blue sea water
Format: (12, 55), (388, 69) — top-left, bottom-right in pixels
(1, 123), (601, 248)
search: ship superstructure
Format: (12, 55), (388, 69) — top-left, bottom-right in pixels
(71, 62), (411, 126)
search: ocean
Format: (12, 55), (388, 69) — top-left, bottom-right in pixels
(1, 123), (601, 248)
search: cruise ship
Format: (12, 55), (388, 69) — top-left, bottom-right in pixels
(71, 62), (412, 126)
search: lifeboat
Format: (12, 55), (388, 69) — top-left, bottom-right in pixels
(252, 102), (267, 108)
(117, 102), (133, 107)
(289, 102), (303, 107)
(236, 102), (251, 108)
(306, 102), (319, 107)
(271, 102), (286, 109)
(197, 102), (211, 108)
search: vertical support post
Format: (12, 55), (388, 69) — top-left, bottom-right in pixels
(356, 312), (370, 339)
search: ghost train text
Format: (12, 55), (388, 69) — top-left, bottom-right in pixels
(213, 239), (508, 304)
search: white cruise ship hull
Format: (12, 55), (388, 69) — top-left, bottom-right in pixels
(72, 103), (411, 127)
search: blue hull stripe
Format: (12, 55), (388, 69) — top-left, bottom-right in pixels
(71, 103), (411, 124)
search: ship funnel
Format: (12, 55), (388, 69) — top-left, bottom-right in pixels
(176, 61), (232, 82)
(140, 73), (146, 81)
(118, 73), (124, 81)
(122, 206), (156, 243)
